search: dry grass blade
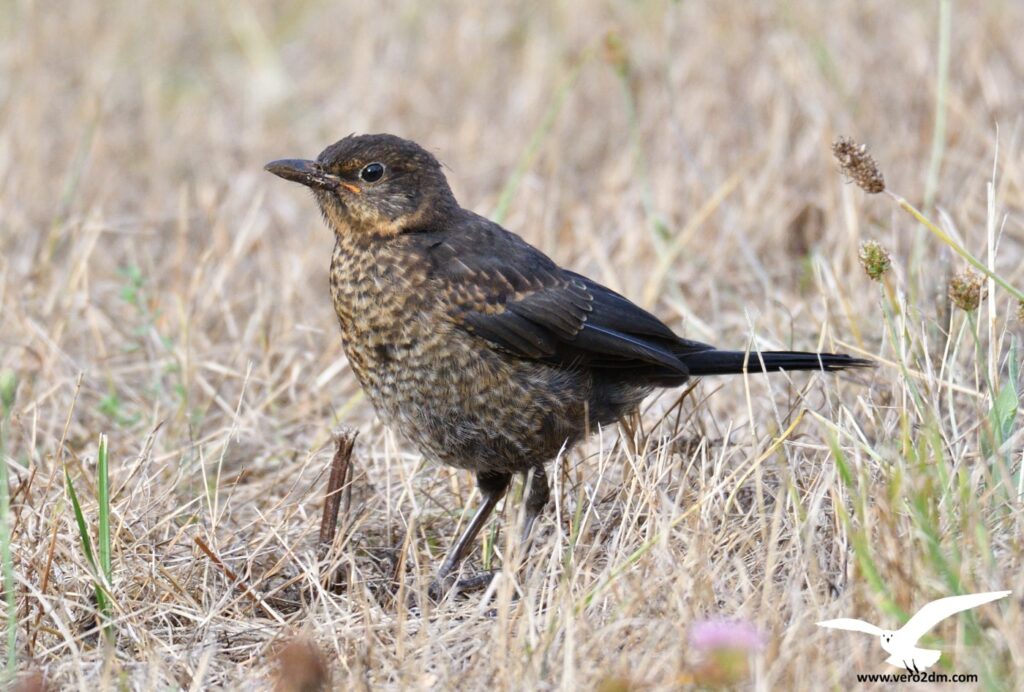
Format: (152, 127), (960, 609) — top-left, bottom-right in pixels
(192, 535), (284, 624)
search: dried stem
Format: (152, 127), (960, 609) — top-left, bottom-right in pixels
(318, 430), (357, 560)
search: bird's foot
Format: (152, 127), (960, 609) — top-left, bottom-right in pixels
(427, 570), (500, 602)
(903, 660), (921, 675)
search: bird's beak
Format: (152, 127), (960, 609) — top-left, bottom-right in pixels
(264, 159), (338, 191)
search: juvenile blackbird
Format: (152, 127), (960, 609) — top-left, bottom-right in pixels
(266, 134), (871, 594)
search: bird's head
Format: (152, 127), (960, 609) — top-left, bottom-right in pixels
(265, 133), (457, 239)
(879, 630), (896, 651)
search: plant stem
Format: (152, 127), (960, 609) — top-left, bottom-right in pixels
(887, 191), (1024, 303)
(923, 0), (952, 210)
(97, 434), (112, 589)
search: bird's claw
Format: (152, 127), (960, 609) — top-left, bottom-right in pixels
(903, 660), (921, 675)
(427, 570), (499, 602)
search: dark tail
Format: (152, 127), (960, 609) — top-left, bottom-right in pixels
(678, 349), (873, 377)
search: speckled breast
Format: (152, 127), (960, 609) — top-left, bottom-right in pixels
(328, 238), (590, 474)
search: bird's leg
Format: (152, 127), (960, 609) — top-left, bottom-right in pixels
(520, 466), (550, 545)
(430, 471), (510, 599)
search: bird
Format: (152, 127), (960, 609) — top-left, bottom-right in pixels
(265, 133), (872, 597)
(817, 590), (1011, 672)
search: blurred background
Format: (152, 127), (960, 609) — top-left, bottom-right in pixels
(6, 0), (1020, 436)
(1, 0), (1022, 688)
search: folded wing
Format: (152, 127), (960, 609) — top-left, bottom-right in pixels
(427, 220), (706, 384)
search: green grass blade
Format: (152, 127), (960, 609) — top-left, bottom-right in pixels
(991, 338), (1019, 444)
(65, 467), (110, 628)
(97, 433), (112, 582)
(0, 417), (17, 680)
(64, 468), (97, 570)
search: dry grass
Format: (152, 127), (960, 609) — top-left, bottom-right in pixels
(2, 1), (1023, 689)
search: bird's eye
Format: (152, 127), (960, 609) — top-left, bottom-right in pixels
(359, 163), (385, 183)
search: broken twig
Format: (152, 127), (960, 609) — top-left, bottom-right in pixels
(318, 429), (357, 560)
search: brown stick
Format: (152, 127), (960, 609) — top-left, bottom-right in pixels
(28, 510), (61, 655)
(318, 430), (357, 560)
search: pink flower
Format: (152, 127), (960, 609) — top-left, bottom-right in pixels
(688, 618), (764, 653)
(687, 618), (764, 685)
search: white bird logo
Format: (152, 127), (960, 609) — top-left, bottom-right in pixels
(817, 590), (1010, 672)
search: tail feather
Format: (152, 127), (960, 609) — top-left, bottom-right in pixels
(678, 349), (873, 377)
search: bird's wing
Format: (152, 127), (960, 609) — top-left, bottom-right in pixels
(422, 218), (708, 377)
(816, 618), (884, 636)
(899, 591), (1011, 644)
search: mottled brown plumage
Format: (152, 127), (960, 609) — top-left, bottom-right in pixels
(266, 133), (871, 595)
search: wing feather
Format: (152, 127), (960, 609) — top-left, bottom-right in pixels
(428, 216), (692, 378)
(462, 310), (558, 359)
